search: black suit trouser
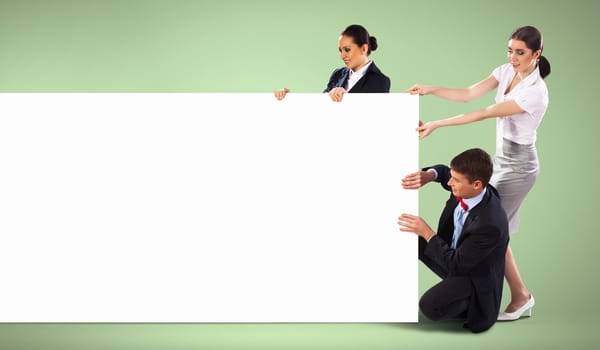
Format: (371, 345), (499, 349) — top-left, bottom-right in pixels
(419, 276), (473, 321)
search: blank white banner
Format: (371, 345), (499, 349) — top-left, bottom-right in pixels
(0, 93), (418, 322)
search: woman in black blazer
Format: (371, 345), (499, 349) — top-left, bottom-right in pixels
(274, 24), (390, 102)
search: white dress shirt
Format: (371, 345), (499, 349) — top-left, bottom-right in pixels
(451, 187), (487, 249)
(346, 61), (372, 91)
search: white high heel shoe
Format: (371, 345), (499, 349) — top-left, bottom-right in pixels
(497, 294), (535, 321)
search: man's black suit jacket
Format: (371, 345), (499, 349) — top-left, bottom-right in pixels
(323, 61), (390, 93)
(419, 164), (509, 333)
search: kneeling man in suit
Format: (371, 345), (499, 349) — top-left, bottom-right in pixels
(398, 148), (509, 333)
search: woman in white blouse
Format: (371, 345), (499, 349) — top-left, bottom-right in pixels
(404, 25), (550, 321)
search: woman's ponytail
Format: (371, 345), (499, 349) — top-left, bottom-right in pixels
(538, 55), (551, 79)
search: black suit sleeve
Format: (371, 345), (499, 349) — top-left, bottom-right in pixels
(323, 68), (346, 93)
(418, 236), (449, 279)
(425, 222), (504, 276)
(424, 164), (452, 192)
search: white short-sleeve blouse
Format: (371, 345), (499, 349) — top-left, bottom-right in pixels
(492, 63), (549, 146)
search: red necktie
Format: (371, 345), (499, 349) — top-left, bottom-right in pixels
(456, 196), (468, 211)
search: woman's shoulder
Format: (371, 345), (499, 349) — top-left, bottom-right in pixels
(492, 63), (513, 78)
(360, 62), (391, 92)
(329, 67), (348, 77)
(367, 62), (391, 82)
(367, 61), (386, 75)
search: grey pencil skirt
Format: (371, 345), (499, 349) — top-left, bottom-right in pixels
(490, 138), (539, 234)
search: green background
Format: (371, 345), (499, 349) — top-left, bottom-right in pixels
(1, 0), (597, 348)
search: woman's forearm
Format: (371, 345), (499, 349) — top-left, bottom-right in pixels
(413, 76), (498, 103)
(418, 100), (523, 139)
(429, 87), (474, 103)
(418, 111), (486, 139)
(436, 109), (488, 127)
(440, 100), (524, 126)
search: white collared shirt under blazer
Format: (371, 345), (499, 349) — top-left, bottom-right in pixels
(492, 63), (549, 150)
(346, 61), (373, 91)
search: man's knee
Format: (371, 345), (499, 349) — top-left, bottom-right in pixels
(419, 293), (444, 321)
(419, 285), (470, 322)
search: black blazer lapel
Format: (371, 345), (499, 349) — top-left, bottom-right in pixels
(349, 62), (381, 92)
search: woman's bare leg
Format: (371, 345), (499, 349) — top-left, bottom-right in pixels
(504, 245), (531, 312)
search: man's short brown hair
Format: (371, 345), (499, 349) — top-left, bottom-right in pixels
(450, 148), (493, 186)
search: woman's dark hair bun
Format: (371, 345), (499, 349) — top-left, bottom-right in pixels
(369, 36), (378, 52)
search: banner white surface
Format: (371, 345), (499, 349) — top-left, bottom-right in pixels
(0, 93), (418, 322)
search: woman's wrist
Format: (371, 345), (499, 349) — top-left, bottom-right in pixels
(426, 86), (440, 96)
(430, 119), (443, 130)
